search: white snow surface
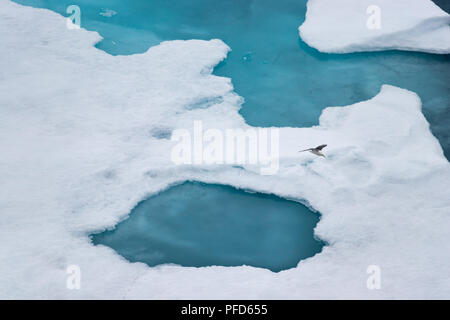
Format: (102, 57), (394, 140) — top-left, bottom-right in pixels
(1, 0), (450, 299)
(299, 0), (450, 53)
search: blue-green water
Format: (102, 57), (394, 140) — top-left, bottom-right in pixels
(91, 182), (324, 272)
(16, 0), (449, 270)
(15, 0), (450, 159)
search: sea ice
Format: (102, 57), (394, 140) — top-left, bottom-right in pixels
(1, 0), (449, 299)
(299, 0), (450, 53)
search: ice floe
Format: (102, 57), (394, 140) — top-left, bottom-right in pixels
(299, 0), (450, 53)
(1, 0), (450, 299)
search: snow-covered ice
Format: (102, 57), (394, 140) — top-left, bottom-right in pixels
(299, 0), (450, 53)
(1, 0), (450, 299)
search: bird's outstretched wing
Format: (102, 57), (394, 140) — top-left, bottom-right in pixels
(299, 148), (313, 152)
(315, 144), (327, 150)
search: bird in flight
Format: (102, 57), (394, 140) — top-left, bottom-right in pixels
(299, 144), (327, 158)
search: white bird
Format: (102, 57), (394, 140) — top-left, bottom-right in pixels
(299, 144), (327, 158)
